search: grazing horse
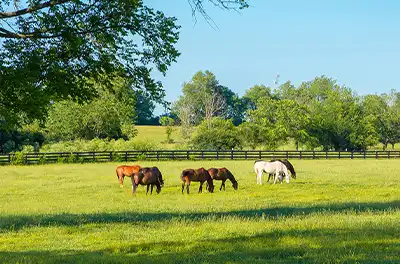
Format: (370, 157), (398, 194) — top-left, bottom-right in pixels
(116, 165), (142, 188)
(267, 159), (296, 182)
(253, 160), (290, 185)
(133, 166), (164, 195)
(207, 167), (238, 191)
(180, 167), (214, 194)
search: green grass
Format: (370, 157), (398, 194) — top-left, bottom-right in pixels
(1, 160), (399, 263)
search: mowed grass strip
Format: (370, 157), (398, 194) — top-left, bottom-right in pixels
(0, 160), (399, 263)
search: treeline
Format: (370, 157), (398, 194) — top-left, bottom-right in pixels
(1, 71), (399, 153)
(171, 71), (400, 151)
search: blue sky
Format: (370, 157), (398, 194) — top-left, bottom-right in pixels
(149, 0), (400, 114)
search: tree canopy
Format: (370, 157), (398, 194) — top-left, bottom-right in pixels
(0, 0), (249, 129)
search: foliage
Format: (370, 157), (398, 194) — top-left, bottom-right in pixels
(45, 78), (136, 141)
(159, 116), (175, 143)
(0, 127), (45, 153)
(0, 0), (182, 129)
(10, 151), (25, 165)
(40, 138), (159, 153)
(190, 117), (242, 150)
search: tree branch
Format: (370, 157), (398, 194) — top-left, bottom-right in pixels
(0, 0), (72, 19)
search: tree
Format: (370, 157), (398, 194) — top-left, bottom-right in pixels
(243, 85), (275, 111)
(133, 90), (156, 125)
(190, 117), (241, 150)
(159, 116), (175, 143)
(0, 0), (248, 129)
(173, 96), (196, 142)
(174, 70), (227, 126)
(45, 78), (136, 141)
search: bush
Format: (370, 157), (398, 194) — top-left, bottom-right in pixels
(190, 118), (242, 150)
(11, 152), (26, 165)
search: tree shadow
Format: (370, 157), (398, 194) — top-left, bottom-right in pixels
(1, 225), (399, 263)
(1, 200), (398, 232)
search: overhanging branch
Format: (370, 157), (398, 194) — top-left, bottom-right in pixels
(0, 0), (72, 19)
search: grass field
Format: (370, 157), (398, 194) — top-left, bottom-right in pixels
(135, 125), (400, 151)
(1, 160), (399, 263)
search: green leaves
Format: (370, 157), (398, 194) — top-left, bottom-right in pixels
(0, 0), (180, 128)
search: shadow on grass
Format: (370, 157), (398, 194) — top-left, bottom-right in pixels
(0, 200), (399, 232)
(1, 226), (399, 263)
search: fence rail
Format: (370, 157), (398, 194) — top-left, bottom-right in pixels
(0, 150), (399, 165)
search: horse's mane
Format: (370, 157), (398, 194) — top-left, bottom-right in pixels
(270, 159), (296, 179)
(225, 168), (237, 183)
(254, 159), (265, 164)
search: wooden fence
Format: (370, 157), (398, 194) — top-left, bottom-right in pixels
(0, 150), (399, 165)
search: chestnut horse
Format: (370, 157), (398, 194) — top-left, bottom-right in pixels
(116, 165), (142, 188)
(207, 167), (238, 191)
(133, 166), (164, 195)
(180, 167), (214, 194)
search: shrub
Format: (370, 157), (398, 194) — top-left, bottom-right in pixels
(11, 152), (26, 165)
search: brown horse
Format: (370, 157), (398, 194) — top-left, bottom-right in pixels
(180, 167), (214, 194)
(207, 167), (238, 191)
(116, 165), (142, 188)
(133, 166), (164, 195)
(267, 159), (296, 182)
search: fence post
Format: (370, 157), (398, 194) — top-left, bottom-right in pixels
(351, 151), (353, 159)
(8, 153), (11, 164)
(325, 151), (328, 159)
(286, 151), (288, 159)
(186, 151), (189, 160)
(375, 151), (378, 159)
(338, 151), (340, 159)
(259, 151), (261, 159)
(245, 151), (248, 160)
(157, 151), (159, 161)
(216, 151), (219, 160)
(125, 151), (128, 161)
(109, 152), (112, 161)
(172, 151), (175, 160)
(230, 150), (233, 160)
(388, 151), (390, 159)
(364, 151), (366, 159)
(201, 151), (204, 160)
(299, 151), (302, 159)
(312, 151), (315, 159)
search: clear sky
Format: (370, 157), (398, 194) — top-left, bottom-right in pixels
(149, 0), (400, 114)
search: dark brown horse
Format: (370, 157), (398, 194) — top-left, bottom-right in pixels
(267, 159), (296, 182)
(133, 166), (164, 195)
(116, 165), (142, 188)
(180, 167), (214, 194)
(207, 167), (238, 191)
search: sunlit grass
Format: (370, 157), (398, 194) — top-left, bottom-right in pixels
(0, 160), (399, 263)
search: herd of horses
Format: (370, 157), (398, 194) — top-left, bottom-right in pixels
(115, 159), (296, 195)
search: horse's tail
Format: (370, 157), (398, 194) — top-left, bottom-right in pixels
(205, 170), (214, 192)
(282, 160), (296, 179)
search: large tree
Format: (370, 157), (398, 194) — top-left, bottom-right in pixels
(0, 0), (248, 129)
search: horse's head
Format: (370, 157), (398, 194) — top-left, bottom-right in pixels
(232, 180), (238, 190)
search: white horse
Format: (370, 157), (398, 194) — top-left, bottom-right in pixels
(253, 160), (290, 185)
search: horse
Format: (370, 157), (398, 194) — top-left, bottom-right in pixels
(116, 165), (142, 188)
(253, 160), (290, 185)
(207, 167), (238, 191)
(133, 166), (164, 195)
(180, 167), (214, 194)
(267, 159), (296, 182)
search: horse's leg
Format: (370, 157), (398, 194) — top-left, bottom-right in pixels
(131, 177), (138, 195)
(220, 180), (226, 191)
(186, 181), (190, 194)
(181, 182), (185, 194)
(146, 185), (150, 195)
(151, 184), (154, 194)
(273, 172), (278, 184)
(119, 175), (124, 188)
(199, 181), (203, 193)
(257, 170), (263, 185)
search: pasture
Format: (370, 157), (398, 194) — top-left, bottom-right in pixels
(0, 160), (399, 263)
